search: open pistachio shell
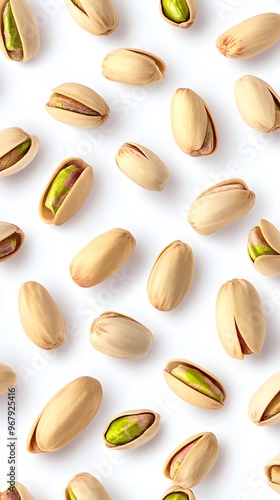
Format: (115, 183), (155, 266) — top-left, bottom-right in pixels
(1, 483), (34, 500)
(65, 472), (111, 500)
(216, 278), (266, 360)
(248, 371), (280, 426)
(161, 486), (196, 500)
(103, 409), (160, 450)
(163, 358), (226, 409)
(0, 362), (16, 393)
(160, 0), (196, 29)
(27, 376), (102, 453)
(248, 219), (280, 277)
(188, 178), (256, 235)
(0, 127), (39, 179)
(163, 432), (219, 489)
(264, 454), (280, 493)
(39, 157), (93, 226)
(65, 0), (119, 36)
(0, 221), (24, 262)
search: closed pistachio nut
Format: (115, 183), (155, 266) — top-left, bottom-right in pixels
(65, 0), (119, 36)
(65, 472), (111, 500)
(161, 486), (196, 500)
(247, 219), (280, 277)
(160, 0), (196, 28)
(264, 454), (280, 493)
(248, 371), (280, 426)
(188, 178), (256, 235)
(27, 376), (102, 453)
(0, 221), (24, 262)
(0, 363), (16, 394)
(216, 278), (266, 359)
(2, 483), (34, 500)
(0, 127), (39, 178)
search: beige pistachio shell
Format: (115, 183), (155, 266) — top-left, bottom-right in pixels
(0, 127), (39, 179)
(65, 0), (119, 36)
(45, 82), (109, 128)
(0, 363), (16, 394)
(90, 312), (153, 359)
(171, 88), (218, 157)
(216, 13), (280, 59)
(65, 472), (111, 500)
(163, 432), (219, 489)
(216, 278), (266, 360)
(0, 221), (24, 262)
(159, 0), (196, 29)
(0, 0), (39, 62)
(147, 241), (194, 312)
(187, 178), (256, 235)
(163, 358), (226, 409)
(18, 281), (68, 350)
(161, 486), (196, 500)
(27, 376), (102, 453)
(248, 371), (280, 426)
(102, 48), (166, 86)
(39, 157), (94, 226)
(115, 142), (169, 191)
(248, 219), (280, 277)
(103, 409), (160, 450)
(264, 454), (280, 494)
(70, 228), (136, 288)
(11, 482), (34, 500)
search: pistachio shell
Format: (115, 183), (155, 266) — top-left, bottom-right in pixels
(187, 178), (256, 235)
(70, 228), (136, 288)
(27, 376), (102, 453)
(248, 219), (280, 277)
(45, 83), (109, 128)
(161, 486), (196, 500)
(147, 241), (194, 311)
(65, 0), (119, 36)
(264, 454), (280, 493)
(163, 432), (219, 489)
(163, 358), (226, 409)
(103, 409), (160, 450)
(216, 13), (280, 59)
(18, 281), (68, 350)
(0, 362), (16, 393)
(248, 371), (280, 426)
(160, 0), (196, 29)
(13, 483), (34, 500)
(0, 127), (39, 178)
(216, 278), (266, 360)
(65, 472), (111, 500)
(0, 221), (24, 261)
(90, 312), (153, 359)
(102, 48), (166, 86)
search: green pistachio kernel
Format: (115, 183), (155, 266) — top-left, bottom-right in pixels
(3, 2), (23, 61)
(247, 226), (278, 262)
(171, 365), (224, 403)
(161, 0), (189, 23)
(0, 138), (31, 172)
(164, 494), (190, 500)
(45, 165), (83, 215)
(105, 413), (155, 446)
(68, 488), (77, 500)
(0, 236), (17, 258)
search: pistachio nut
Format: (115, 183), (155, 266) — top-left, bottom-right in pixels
(160, 486), (196, 500)
(264, 454), (280, 493)
(0, 127), (39, 179)
(70, 228), (136, 288)
(27, 376), (102, 453)
(187, 178), (256, 235)
(103, 409), (160, 450)
(45, 82), (109, 128)
(147, 241), (194, 311)
(216, 279), (266, 360)
(115, 142), (169, 191)
(90, 312), (153, 359)
(1, 483), (34, 500)
(171, 88), (218, 157)
(0, 0), (39, 62)
(0, 221), (24, 261)
(0, 363), (16, 394)
(160, 0), (196, 29)
(248, 371), (280, 426)
(163, 432), (219, 489)
(234, 75), (280, 133)
(247, 219), (280, 277)
(102, 48), (166, 86)
(65, 0), (119, 36)
(163, 358), (226, 409)
(18, 281), (68, 350)
(65, 472), (111, 500)
(39, 157), (94, 226)
(216, 13), (280, 59)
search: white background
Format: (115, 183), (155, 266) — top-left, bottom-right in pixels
(1, 0), (280, 498)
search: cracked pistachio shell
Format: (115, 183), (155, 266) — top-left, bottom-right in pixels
(147, 241), (194, 312)
(216, 279), (266, 360)
(163, 432), (219, 489)
(103, 409), (160, 450)
(65, 0), (119, 36)
(160, 0), (196, 29)
(216, 13), (280, 59)
(70, 228), (136, 288)
(163, 358), (226, 409)
(39, 157), (93, 226)
(115, 142), (169, 191)
(247, 219), (280, 277)
(188, 178), (256, 235)
(0, 0), (39, 62)
(171, 88), (218, 157)
(18, 281), (68, 350)
(45, 83), (109, 128)
(161, 486), (196, 500)
(264, 454), (280, 493)
(0, 363), (16, 394)
(0, 221), (24, 262)
(27, 376), (102, 453)
(65, 472), (111, 500)
(102, 48), (166, 86)
(248, 371), (280, 426)
(1, 483), (34, 500)
(90, 312), (153, 359)
(0, 127), (39, 179)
